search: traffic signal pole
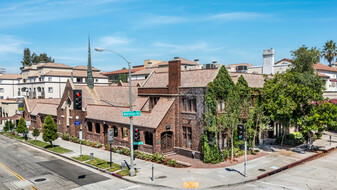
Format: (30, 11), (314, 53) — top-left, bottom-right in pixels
(128, 61), (135, 177)
(244, 140), (247, 177)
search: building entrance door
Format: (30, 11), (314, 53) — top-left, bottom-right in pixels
(161, 131), (173, 153)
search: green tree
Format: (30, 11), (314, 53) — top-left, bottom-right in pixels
(291, 46), (320, 73)
(42, 115), (58, 146)
(322, 40), (337, 67)
(32, 127), (40, 140)
(16, 117), (28, 136)
(4, 120), (14, 132)
(21, 48), (31, 67)
(31, 53), (55, 63)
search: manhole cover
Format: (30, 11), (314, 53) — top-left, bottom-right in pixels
(156, 176), (167, 179)
(258, 169), (266, 171)
(34, 178), (46, 182)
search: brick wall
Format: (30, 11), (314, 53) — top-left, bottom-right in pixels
(168, 59), (181, 94)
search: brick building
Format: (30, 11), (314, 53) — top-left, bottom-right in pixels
(23, 58), (266, 158)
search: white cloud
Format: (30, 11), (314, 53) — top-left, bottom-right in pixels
(141, 15), (188, 26)
(100, 36), (133, 46)
(207, 12), (265, 21)
(0, 34), (26, 54)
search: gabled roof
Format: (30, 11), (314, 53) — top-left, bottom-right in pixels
(73, 66), (100, 71)
(274, 58), (293, 65)
(26, 98), (61, 115)
(101, 68), (144, 75)
(142, 68), (219, 88)
(313, 63), (337, 72)
(317, 73), (330, 78)
(42, 70), (108, 78)
(230, 73), (267, 88)
(132, 67), (168, 75)
(0, 74), (22, 79)
(86, 97), (174, 129)
(37, 62), (72, 69)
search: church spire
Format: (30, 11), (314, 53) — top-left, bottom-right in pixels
(87, 36), (94, 89)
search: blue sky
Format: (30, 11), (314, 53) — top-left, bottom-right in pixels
(1, 0), (337, 73)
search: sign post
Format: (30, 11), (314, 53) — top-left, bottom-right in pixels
(79, 129), (82, 156)
(108, 129), (114, 168)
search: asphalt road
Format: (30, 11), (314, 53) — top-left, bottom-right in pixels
(0, 134), (165, 190)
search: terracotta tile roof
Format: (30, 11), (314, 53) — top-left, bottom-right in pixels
(102, 68), (144, 75)
(73, 66), (100, 71)
(0, 74), (22, 79)
(317, 73), (330, 78)
(143, 68), (219, 88)
(274, 58), (293, 65)
(42, 70), (108, 78)
(230, 73), (267, 88)
(37, 62), (72, 69)
(313, 63), (337, 72)
(86, 97), (174, 128)
(27, 98), (61, 115)
(120, 80), (146, 87)
(132, 67), (168, 75)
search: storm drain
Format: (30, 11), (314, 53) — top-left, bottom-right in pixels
(34, 178), (47, 182)
(258, 169), (266, 171)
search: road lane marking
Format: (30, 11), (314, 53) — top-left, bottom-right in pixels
(183, 182), (199, 188)
(119, 185), (140, 190)
(0, 161), (39, 190)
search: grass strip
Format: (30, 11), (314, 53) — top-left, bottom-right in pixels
(72, 155), (91, 162)
(26, 140), (71, 154)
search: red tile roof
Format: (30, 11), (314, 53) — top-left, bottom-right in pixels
(274, 58), (293, 65)
(313, 63), (337, 72)
(102, 68), (144, 75)
(317, 73), (330, 78)
(42, 70), (108, 78)
(73, 66), (100, 71)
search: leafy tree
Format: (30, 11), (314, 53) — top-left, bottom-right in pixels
(291, 46), (320, 73)
(322, 40), (337, 67)
(118, 74), (128, 83)
(32, 127), (40, 140)
(31, 53), (55, 63)
(42, 115), (58, 146)
(17, 117), (28, 136)
(21, 48), (31, 67)
(4, 120), (14, 132)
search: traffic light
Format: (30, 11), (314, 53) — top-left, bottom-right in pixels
(237, 125), (245, 140)
(134, 128), (140, 142)
(73, 90), (82, 110)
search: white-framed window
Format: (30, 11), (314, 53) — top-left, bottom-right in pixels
(48, 77), (52, 82)
(48, 87), (53, 93)
(0, 88), (4, 93)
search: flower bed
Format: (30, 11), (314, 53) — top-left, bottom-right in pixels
(61, 132), (184, 168)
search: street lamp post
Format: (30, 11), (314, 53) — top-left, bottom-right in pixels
(94, 48), (135, 176)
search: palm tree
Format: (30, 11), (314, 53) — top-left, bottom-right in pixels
(322, 40), (337, 67)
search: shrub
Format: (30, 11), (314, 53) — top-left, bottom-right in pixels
(62, 133), (70, 141)
(42, 115), (58, 146)
(104, 144), (109, 150)
(85, 141), (93, 146)
(121, 147), (130, 155)
(166, 158), (177, 167)
(276, 132), (304, 146)
(315, 132), (322, 139)
(152, 152), (165, 163)
(32, 128), (40, 140)
(95, 142), (102, 148)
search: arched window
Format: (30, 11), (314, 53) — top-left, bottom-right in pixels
(113, 126), (118, 137)
(87, 122), (92, 132)
(95, 123), (101, 134)
(145, 131), (153, 146)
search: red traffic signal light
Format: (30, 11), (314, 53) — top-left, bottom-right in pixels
(76, 92), (81, 97)
(134, 128), (140, 142)
(73, 90), (82, 110)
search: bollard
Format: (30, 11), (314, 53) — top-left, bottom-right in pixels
(151, 164), (154, 181)
(90, 153), (94, 160)
(121, 162), (126, 170)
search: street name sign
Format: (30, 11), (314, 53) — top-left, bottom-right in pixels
(18, 103), (25, 111)
(74, 121), (81, 126)
(108, 129), (114, 143)
(133, 141), (144, 145)
(123, 111), (141, 117)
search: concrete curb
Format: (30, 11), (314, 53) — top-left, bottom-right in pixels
(257, 146), (337, 180)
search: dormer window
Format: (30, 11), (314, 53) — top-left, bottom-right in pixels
(149, 97), (160, 110)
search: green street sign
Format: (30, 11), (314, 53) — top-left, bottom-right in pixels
(133, 141), (144, 145)
(18, 103), (24, 111)
(123, 111), (141, 117)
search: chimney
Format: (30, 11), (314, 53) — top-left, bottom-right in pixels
(168, 59), (181, 94)
(147, 62), (152, 68)
(262, 48), (274, 75)
(194, 59), (199, 64)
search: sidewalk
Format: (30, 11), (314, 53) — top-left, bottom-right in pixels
(14, 130), (337, 189)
